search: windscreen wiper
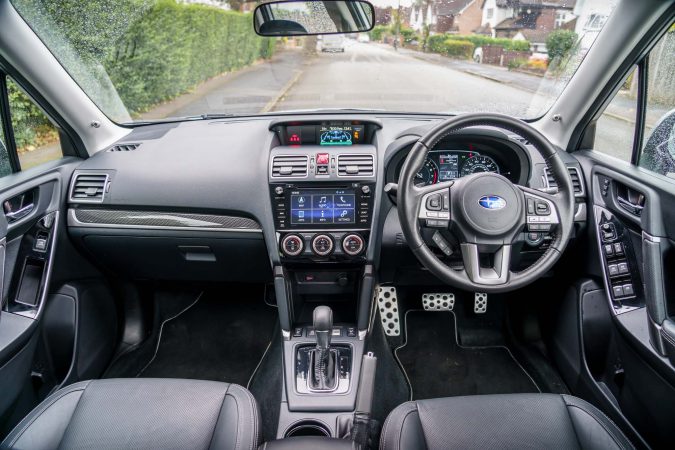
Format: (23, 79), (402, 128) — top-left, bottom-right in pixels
(123, 113), (240, 126)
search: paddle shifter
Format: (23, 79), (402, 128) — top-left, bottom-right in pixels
(310, 306), (337, 390)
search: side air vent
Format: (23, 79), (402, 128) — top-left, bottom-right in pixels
(271, 155), (308, 177)
(70, 173), (109, 202)
(545, 167), (584, 196)
(108, 143), (140, 152)
(337, 154), (374, 177)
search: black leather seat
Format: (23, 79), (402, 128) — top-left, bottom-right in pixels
(380, 394), (633, 450)
(1, 378), (260, 450)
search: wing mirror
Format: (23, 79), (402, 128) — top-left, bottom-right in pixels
(254, 0), (375, 37)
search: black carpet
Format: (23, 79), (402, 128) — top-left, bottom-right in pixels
(136, 291), (277, 386)
(248, 328), (283, 442)
(396, 311), (539, 400)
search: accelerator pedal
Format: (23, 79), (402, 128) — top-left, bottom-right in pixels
(422, 293), (455, 311)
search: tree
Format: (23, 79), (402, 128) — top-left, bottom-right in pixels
(546, 29), (578, 60)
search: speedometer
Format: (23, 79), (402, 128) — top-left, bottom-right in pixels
(460, 155), (499, 177)
(414, 159), (439, 186)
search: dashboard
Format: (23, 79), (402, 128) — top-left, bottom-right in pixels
(65, 114), (584, 284)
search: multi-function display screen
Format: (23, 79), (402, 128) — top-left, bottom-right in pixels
(319, 123), (354, 146)
(290, 189), (355, 225)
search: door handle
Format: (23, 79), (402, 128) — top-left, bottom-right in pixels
(5, 203), (34, 222)
(616, 196), (644, 216)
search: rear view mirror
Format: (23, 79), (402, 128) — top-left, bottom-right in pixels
(254, 0), (374, 37)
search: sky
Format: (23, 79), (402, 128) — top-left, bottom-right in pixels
(369, 0), (414, 8)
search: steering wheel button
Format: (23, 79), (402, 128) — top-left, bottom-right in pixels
(527, 198), (535, 214)
(442, 192), (450, 209)
(427, 194), (442, 210)
(438, 211), (449, 219)
(535, 200), (550, 215)
(427, 211), (438, 218)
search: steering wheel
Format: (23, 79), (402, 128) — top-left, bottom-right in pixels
(397, 113), (575, 293)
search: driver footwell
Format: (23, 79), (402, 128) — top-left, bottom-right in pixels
(396, 310), (540, 400)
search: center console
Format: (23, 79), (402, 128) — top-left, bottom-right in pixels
(268, 120), (381, 439)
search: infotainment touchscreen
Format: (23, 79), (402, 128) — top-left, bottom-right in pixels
(290, 189), (355, 225)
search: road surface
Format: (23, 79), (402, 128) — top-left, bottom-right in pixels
(273, 41), (552, 118)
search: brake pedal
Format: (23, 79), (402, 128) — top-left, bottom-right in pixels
(377, 286), (400, 336)
(422, 293), (455, 311)
(474, 293), (487, 314)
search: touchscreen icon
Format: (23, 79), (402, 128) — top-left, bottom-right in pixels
(340, 196), (346, 203)
(340, 210), (348, 218)
(298, 197), (305, 204)
(298, 210), (304, 218)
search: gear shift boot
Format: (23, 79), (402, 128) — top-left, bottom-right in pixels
(308, 348), (338, 391)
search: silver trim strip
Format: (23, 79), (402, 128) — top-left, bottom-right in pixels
(642, 231), (661, 243)
(67, 209), (263, 233)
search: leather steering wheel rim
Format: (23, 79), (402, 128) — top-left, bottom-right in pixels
(397, 113), (575, 293)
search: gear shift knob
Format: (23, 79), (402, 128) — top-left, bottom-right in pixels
(313, 306), (333, 351)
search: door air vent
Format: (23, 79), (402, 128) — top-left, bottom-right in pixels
(70, 173), (109, 202)
(545, 167), (584, 196)
(337, 154), (374, 177)
(271, 155), (308, 177)
(108, 143), (140, 152)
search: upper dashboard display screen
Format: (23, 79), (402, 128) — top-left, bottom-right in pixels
(320, 124), (353, 146)
(282, 121), (368, 146)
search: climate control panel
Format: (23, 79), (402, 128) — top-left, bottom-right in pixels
(280, 232), (367, 260)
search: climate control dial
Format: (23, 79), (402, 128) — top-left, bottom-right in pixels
(311, 234), (334, 256)
(342, 234), (365, 256)
(281, 234), (304, 256)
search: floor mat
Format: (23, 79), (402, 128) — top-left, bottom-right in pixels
(137, 290), (277, 386)
(396, 311), (539, 400)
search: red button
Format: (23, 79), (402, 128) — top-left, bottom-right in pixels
(316, 153), (329, 165)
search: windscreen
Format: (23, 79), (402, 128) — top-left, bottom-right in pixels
(10, 0), (615, 123)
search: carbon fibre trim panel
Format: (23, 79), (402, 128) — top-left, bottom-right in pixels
(68, 208), (261, 232)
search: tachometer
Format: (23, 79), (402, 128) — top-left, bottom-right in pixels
(460, 155), (499, 177)
(414, 159), (439, 186)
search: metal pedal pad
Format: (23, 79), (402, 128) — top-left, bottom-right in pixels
(377, 286), (400, 336)
(422, 293), (455, 311)
(474, 293), (487, 313)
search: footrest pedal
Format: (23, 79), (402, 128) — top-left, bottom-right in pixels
(377, 286), (400, 336)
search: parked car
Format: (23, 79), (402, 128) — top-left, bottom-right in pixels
(320, 34), (345, 52)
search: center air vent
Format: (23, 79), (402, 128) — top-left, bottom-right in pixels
(108, 143), (140, 152)
(337, 154), (374, 177)
(271, 155), (309, 178)
(70, 173), (109, 202)
(545, 167), (584, 196)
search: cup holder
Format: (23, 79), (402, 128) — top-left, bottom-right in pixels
(285, 420), (331, 438)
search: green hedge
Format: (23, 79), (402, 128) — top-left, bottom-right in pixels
(8, 0), (275, 150)
(427, 33), (530, 54)
(440, 39), (475, 59)
(104, 0), (275, 113)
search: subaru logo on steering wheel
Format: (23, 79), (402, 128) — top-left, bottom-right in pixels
(478, 195), (506, 210)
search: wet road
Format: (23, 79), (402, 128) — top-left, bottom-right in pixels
(273, 41), (551, 118)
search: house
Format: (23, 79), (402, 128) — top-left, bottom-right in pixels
(491, 0), (577, 53)
(409, 0), (483, 35)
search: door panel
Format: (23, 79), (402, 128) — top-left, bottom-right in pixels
(0, 159), (79, 424)
(575, 150), (675, 447)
